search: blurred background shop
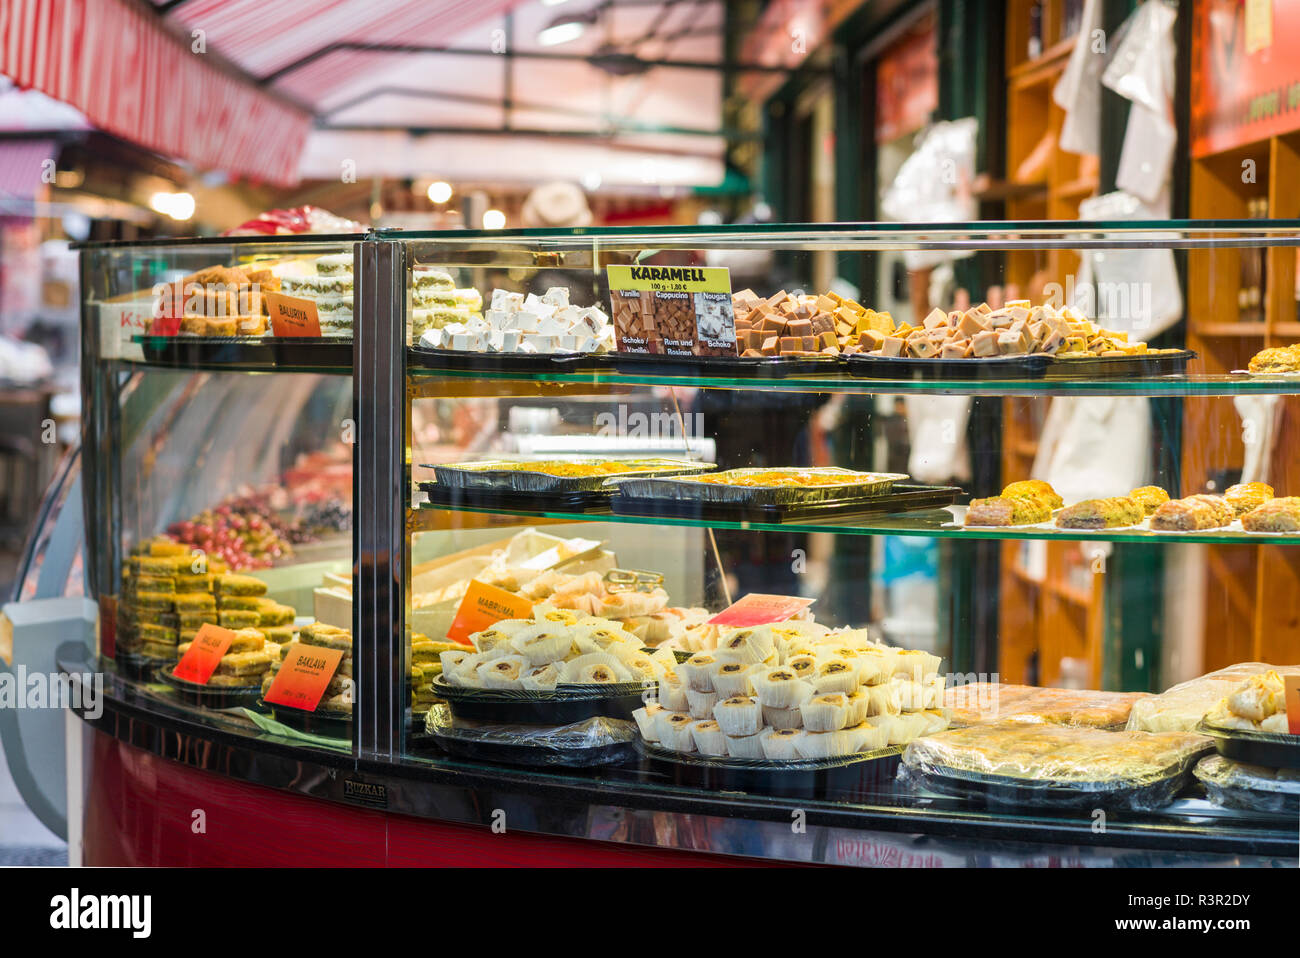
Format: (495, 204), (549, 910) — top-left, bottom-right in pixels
(0, 0), (1296, 862)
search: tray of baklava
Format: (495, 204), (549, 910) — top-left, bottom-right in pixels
(956, 479), (1300, 537)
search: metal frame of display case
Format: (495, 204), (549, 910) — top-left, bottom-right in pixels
(67, 223), (1300, 866)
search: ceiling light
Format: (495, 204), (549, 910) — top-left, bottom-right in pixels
(427, 180), (453, 204)
(482, 209), (506, 230)
(581, 170), (602, 191)
(538, 8), (597, 46)
(541, 0), (572, 6)
(148, 190), (195, 221)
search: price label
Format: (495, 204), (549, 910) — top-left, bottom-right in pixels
(1284, 676), (1300, 735)
(266, 292), (322, 337)
(605, 264), (736, 357)
(446, 580), (533, 646)
(264, 644), (345, 712)
(708, 593), (815, 628)
(171, 623), (234, 684)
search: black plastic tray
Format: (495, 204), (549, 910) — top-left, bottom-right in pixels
(431, 676), (650, 724)
(409, 346), (598, 373)
(156, 666), (263, 709)
(260, 699), (353, 739)
(641, 742), (903, 799)
(1198, 720), (1300, 770)
(600, 351), (845, 378)
(414, 721), (637, 768)
(1045, 349), (1197, 380)
(846, 353), (1051, 380)
(132, 335), (352, 369)
(610, 483), (961, 523)
(417, 483), (612, 514)
(116, 650), (176, 680)
(904, 751), (1209, 810)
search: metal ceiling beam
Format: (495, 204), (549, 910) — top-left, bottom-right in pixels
(317, 124), (733, 159)
(317, 84), (760, 139)
(319, 122), (753, 141)
(259, 41), (826, 86)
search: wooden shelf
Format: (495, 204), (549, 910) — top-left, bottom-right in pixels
(1052, 176), (1098, 201)
(1048, 580), (1092, 607)
(972, 173), (1050, 202)
(1010, 563), (1044, 588)
(1193, 322), (1268, 337)
(1008, 36), (1077, 79)
(1271, 322), (1300, 338)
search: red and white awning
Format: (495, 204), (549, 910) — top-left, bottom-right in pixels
(0, 0), (311, 186)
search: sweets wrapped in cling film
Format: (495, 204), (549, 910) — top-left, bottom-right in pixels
(1194, 755), (1300, 813)
(1204, 670), (1297, 734)
(944, 683), (1150, 728)
(902, 722), (1212, 784)
(1242, 497), (1300, 532)
(1126, 663), (1300, 732)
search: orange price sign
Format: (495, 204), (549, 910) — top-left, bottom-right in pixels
(266, 292), (322, 337)
(264, 644), (345, 712)
(708, 593), (815, 628)
(172, 623), (234, 684)
(1284, 676), (1300, 735)
(446, 580), (533, 646)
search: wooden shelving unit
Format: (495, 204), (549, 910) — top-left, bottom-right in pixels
(1187, 128), (1300, 667)
(996, 0), (1104, 687)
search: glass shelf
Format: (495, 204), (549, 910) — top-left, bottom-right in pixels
(407, 364), (1300, 398)
(409, 500), (1300, 545)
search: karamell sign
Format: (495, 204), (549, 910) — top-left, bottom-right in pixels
(606, 264), (737, 356)
(1285, 676), (1300, 735)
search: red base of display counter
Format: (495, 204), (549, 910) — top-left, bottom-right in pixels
(82, 731), (772, 867)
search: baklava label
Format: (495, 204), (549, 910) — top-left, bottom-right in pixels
(171, 623), (234, 685)
(266, 292), (322, 337)
(264, 643), (345, 712)
(708, 593), (815, 628)
(446, 579), (533, 646)
(606, 265), (737, 356)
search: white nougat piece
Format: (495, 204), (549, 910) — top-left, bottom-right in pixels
(419, 328), (444, 348)
(541, 287), (570, 308)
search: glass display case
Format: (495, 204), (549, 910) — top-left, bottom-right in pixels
(59, 222), (1300, 866)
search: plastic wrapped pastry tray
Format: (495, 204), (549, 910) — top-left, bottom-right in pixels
(427, 457), (711, 495)
(610, 482), (959, 523)
(1192, 754), (1300, 815)
(430, 675), (652, 724)
(640, 741), (903, 799)
(409, 345), (600, 374)
(1196, 719), (1300, 770)
(259, 699), (353, 739)
(608, 466), (909, 507)
(1044, 349), (1196, 380)
(416, 704), (638, 767)
(155, 666), (264, 709)
(600, 351), (845, 378)
(900, 724), (1214, 810)
(133, 335), (352, 369)
(846, 353), (1051, 380)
